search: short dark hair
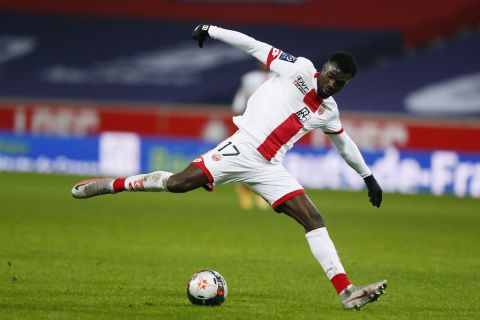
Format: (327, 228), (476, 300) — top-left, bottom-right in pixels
(328, 51), (358, 77)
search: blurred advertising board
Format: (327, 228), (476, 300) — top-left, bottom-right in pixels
(0, 132), (100, 175)
(0, 132), (211, 177)
(0, 101), (236, 142)
(1, 132), (479, 198)
(284, 147), (480, 198)
(1, 101), (480, 152)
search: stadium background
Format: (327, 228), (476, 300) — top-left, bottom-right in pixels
(1, 0), (479, 197)
(0, 2), (479, 319)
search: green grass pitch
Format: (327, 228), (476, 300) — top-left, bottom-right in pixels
(0, 172), (479, 320)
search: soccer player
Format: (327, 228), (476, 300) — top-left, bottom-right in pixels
(232, 62), (273, 210)
(72, 25), (386, 310)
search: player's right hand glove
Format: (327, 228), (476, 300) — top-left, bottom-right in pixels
(192, 24), (211, 48)
(364, 174), (382, 208)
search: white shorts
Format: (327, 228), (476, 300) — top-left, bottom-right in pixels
(192, 131), (304, 208)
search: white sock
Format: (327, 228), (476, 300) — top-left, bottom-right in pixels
(124, 171), (173, 191)
(305, 227), (346, 279)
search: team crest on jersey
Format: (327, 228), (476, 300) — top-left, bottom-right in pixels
(279, 52), (297, 63)
(293, 75), (309, 94)
(266, 47), (282, 70)
(268, 48), (281, 61)
(270, 48), (280, 58)
(295, 107), (311, 122)
(212, 153), (223, 161)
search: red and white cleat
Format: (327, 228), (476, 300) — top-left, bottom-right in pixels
(71, 178), (115, 199)
(340, 279), (387, 310)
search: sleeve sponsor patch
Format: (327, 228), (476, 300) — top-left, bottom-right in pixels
(279, 52), (297, 63)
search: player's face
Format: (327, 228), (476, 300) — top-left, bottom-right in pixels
(317, 62), (353, 99)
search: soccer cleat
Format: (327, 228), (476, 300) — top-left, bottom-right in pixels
(340, 280), (387, 310)
(71, 178), (115, 199)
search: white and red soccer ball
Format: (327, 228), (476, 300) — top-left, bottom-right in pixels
(187, 270), (228, 306)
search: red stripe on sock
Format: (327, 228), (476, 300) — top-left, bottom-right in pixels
(331, 273), (351, 294)
(113, 178), (126, 192)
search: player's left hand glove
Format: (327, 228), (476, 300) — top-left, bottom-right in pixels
(364, 175), (382, 208)
(192, 24), (211, 48)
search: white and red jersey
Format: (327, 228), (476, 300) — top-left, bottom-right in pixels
(209, 26), (371, 177)
(234, 58), (342, 163)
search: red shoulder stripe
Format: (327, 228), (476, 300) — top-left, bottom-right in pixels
(266, 47), (281, 71)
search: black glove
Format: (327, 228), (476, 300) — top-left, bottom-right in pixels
(364, 175), (382, 208)
(192, 24), (211, 48)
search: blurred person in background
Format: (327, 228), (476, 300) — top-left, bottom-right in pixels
(232, 62), (273, 210)
(72, 24), (386, 311)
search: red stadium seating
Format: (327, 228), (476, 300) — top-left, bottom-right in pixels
(0, 0), (479, 46)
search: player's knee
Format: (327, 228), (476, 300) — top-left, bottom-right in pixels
(166, 175), (196, 193)
(277, 203), (325, 231)
(304, 210), (325, 231)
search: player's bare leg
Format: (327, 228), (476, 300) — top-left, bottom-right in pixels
(165, 164), (209, 193)
(275, 194), (325, 231)
(72, 164), (209, 198)
(276, 194), (386, 310)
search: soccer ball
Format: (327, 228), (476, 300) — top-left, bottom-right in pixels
(187, 270), (228, 306)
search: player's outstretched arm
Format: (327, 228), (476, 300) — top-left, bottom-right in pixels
(193, 24), (270, 60)
(192, 24), (298, 76)
(328, 131), (382, 208)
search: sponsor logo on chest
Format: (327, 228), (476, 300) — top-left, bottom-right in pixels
(295, 106), (311, 122)
(293, 76), (309, 95)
